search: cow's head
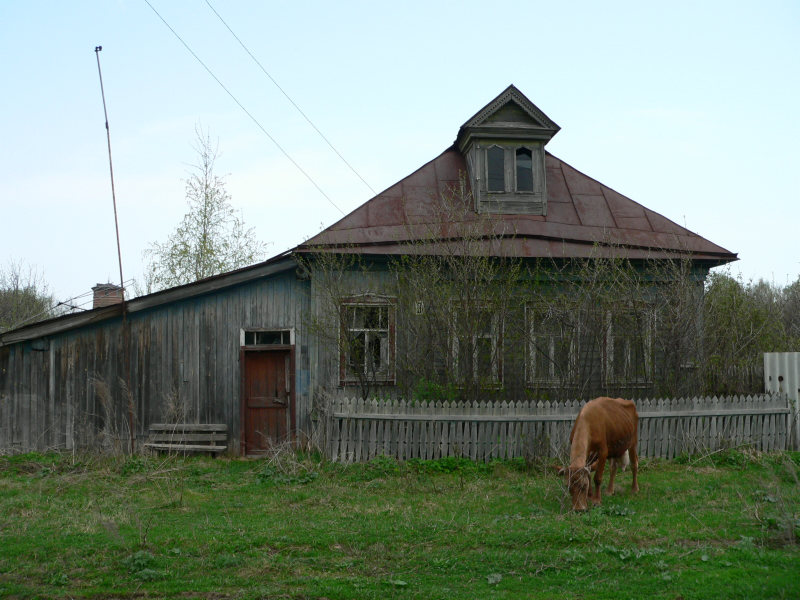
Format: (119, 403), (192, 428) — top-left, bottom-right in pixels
(557, 465), (591, 511)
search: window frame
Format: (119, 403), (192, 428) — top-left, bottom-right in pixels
(525, 304), (578, 387)
(451, 304), (504, 386)
(241, 328), (293, 347)
(515, 146), (534, 192)
(486, 144), (506, 192)
(338, 296), (396, 386)
(604, 306), (654, 386)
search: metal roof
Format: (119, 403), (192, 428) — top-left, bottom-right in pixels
(298, 84), (735, 265)
(0, 254), (297, 345)
(297, 147), (737, 265)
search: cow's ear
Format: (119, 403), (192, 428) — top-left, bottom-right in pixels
(551, 464), (566, 476)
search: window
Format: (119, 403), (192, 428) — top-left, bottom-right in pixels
(515, 147), (533, 192)
(243, 329), (291, 346)
(340, 300), (395, 384)
(527, 305), (576, 386)
(485, 145), (537, 194)
(487, 145), (505, 192)
(605, 308), (653, 385)
(453, 307), (502, 384)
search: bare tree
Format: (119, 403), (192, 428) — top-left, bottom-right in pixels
(143, 127), (267, 292)
(390, 181), (523, 402)
(0, 260), (55, 332)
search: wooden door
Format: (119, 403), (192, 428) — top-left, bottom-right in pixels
(242, 350), (292, 455)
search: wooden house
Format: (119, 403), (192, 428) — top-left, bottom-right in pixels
(0, 86), (736, 455)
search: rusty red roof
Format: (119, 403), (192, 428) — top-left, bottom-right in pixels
(297, 146), (737, 265)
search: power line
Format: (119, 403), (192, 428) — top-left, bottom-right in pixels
(204, 0), (377, 197)
(142, 0), (345, 215)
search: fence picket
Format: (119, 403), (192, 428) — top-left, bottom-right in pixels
(322, 393), (790, 462)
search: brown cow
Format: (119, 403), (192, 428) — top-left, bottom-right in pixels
(559, 397), (639, 511)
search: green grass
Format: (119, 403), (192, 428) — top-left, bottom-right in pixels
(0, 448), (798, 599)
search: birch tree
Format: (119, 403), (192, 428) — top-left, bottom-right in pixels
(143, 128), (267, 291)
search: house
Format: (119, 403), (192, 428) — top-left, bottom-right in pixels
(0, 86), (736, 455)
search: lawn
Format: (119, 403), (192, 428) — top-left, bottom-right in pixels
(0, 448), (798, 599)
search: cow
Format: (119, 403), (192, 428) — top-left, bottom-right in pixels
(558, 397), (639, 511)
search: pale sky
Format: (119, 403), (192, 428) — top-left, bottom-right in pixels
(2, 1), (798, 306)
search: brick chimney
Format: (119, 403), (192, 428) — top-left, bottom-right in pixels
(92, 283), (124, 309)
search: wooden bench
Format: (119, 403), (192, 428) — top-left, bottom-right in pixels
(143, 423), (228, 455)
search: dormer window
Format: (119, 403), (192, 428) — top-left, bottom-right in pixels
(456, 86), (559, 216)
(487, 145), (505, 192)
(476, 143), (544, 214)
(515, 147), (533, 192)
(486, 145), (535, 193)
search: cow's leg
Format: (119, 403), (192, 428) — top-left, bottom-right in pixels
(606, 457), (618, 496)
(592, 455), (607, 505)
(629, 446), (639, 494)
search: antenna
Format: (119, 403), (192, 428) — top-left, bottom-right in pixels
(94, 46), (134, 453)
(94, 46), (125, 300)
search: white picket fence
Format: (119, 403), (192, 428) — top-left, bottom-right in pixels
(321, 394), (792, 463)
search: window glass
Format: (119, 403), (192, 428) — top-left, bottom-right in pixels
(244, 330), (290, 345)
(475, 336), (495, 381)
(487, 146), (505, 192)
(607, 309), (652, 383)
(453, 307), (501, 384)
(516, 148), (533, 192)
(343, 304), (392, 382)
(528, 307), (575, 384)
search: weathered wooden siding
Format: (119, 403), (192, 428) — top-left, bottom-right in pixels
(311, 261), (708, 404)
(0, 269), (311, 454)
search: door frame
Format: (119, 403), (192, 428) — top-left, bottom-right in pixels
(239, 344), (296, 456)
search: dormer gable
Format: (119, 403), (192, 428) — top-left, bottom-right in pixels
(456, 85), (559, 216)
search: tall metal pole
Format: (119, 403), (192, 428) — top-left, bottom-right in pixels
(94, 46), (126, 297)
(95, 46), (134, 452)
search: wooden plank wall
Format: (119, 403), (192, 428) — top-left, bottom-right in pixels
(323, 395), (792, 463)
(0, 271), (311, 454)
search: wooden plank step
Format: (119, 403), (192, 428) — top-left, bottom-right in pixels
(149, 423), (227, 432)
(143, 443), (227, 453)
(148, 433), (227, 443)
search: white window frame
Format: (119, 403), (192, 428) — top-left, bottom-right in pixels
(241, 328), (294, 347)
(339, 297), (396, 386)
(451, 305), (503, 385)
(526, 304), (577, 387)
